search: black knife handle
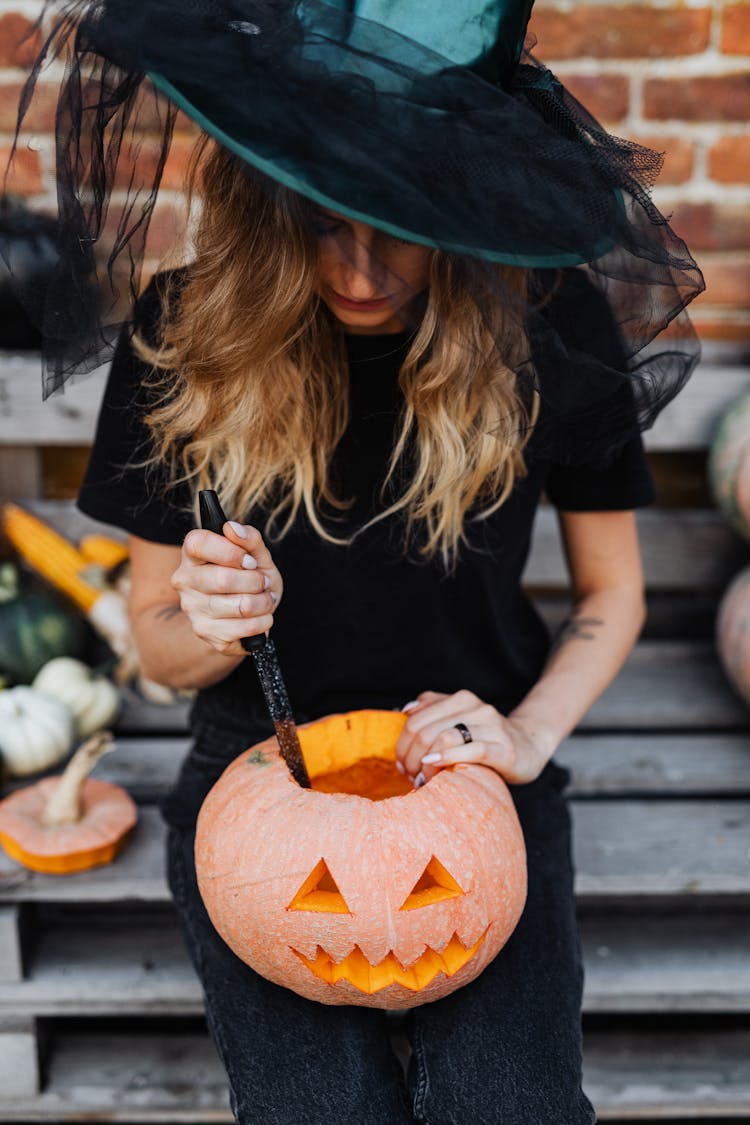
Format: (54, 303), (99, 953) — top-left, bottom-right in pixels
(198, 489), (265, 655)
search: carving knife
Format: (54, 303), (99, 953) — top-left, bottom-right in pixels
(198, 489), (310, 788)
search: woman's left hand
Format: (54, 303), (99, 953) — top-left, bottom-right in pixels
(396, 690), (554, 788)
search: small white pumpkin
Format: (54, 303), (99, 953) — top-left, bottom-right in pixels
(0, 687), (75, 776)
(32, 658), (121, 738)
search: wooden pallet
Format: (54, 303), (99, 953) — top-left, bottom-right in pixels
(0, 346), (749, 1120)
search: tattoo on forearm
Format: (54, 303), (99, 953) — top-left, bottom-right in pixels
(154, 604), (183, 622)
(549, 614), (605, 655)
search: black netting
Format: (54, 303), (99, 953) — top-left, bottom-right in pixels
(1, 0), (703, 466)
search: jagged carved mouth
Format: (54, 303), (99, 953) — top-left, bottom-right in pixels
(292, 928), (488, 994)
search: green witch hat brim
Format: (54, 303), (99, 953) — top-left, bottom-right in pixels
(87, 0), (629, 266)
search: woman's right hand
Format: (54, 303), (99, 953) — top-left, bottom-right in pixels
(170, 521), (283, 657)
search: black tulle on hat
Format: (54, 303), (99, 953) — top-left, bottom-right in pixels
(2, 0), (704, 466)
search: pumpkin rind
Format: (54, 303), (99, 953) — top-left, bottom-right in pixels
(195, 709), (528, 1010)
(0, 777), (137, 874)
(717, 565), (750, 707)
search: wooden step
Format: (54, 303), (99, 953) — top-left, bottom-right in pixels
(0, 1021), (748, 1121)
(0, 910), (746, 1016)
(27, 730), (750, 805)
(4, 345), (747, 450)
(109, 640), (749, 736)
(21, 498), (750, 595)
(1, 798), (749, 905)
(584, 1025), (750, 1120)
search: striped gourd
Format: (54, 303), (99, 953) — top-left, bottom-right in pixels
(708, 392), (750, 541)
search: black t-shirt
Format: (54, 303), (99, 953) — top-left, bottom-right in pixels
(78, 268), (654, 759)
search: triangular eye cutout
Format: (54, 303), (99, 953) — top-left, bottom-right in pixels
(399, 856), (464, 911)
(287, 859), (351, 914)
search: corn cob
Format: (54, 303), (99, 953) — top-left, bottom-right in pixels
(1, 504), (135, 681)
(2, 503), (107, 611)
(79, 534), (129, 570)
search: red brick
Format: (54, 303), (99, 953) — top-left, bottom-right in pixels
(530, 6), (710, 60)
(113, 134), (198, 192)
(695, 259), (750, 308)
(562, 74), (630, 124)
(0, 81), (57, 134)
(0, 145), (42, 195)
(709, 135), (750, 183)
(0, 13), (41, 68)
(722, 5), (750, 55)
(668, 203), (750, 251)
(644, 76), (750, 121)
(631, 133), (694, 184)
(104, 198), (191, 261)
(691, 315), (750, 343)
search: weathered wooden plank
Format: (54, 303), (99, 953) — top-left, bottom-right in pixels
(582, 642), (748, 731)
(1, 799), (748, 903)
(527, 508), (749, 594)
(3, 350), (747, 449)
(10, 731), (749, 806)
(558, 734), (750, 795)
(0, 807), (168, 904)
(0, 910), (746, 1016)
(0, 359), (108, 446)
(573, 798), (750, 900)
(0, 907), (25, 982)
(0, 1027), (232, 1121)
(581, 911), (750, 1012)
(1, 1024), (749, 1121)
(0, 1018), (39, 1098)
(115, 692), (191, 736)
(0, 448), (41, 501)
(20, 499), (750, 594)
(585, 1027), (750, 1119)
(111, 641), (749, 735)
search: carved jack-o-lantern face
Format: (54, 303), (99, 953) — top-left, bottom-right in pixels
(287, 855), (488, 994)
(195, 710), (527, 1010)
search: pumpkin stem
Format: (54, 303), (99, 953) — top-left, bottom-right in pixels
(41, 730), (115, 826)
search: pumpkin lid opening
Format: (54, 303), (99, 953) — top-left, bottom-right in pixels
(295, 710), (413, 800)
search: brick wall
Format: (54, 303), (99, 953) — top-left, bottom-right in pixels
(529, 0), (750, 344)
(1, 0), (749, 344)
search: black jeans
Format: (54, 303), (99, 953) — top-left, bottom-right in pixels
(163, 741), (596, 1125)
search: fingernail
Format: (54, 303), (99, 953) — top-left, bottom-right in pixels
(414, 771), (426, 788)
(395, 760), (405, 774)
(242, 554), (257, 569)
(421, 752), (442, 764)
(270, 591), (278, 605)
(263, 574), (271, 589)
(228, 520), (248, 539)
(402, 700), (420, 712)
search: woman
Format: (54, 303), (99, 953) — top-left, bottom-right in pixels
(74, 139), (656, 1123)
(5, 2), (702, 1120)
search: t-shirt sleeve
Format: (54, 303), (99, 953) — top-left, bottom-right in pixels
(544, 432), (655, 510)
(76, 270), (193, 545)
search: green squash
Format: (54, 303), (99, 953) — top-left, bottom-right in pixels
(0, 563), (89, 685)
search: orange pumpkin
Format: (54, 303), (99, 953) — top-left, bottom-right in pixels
(195, 710), (527, 1009)
(0, 731), (137, 874)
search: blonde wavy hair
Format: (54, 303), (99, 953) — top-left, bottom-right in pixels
(134, 138), (539, 566)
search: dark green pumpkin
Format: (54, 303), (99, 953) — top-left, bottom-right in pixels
(0, 564), (88, 685)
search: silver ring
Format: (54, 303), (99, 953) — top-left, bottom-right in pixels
(454, 722), (473, 744)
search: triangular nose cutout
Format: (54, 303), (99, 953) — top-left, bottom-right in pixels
(399, 856), (464, 911)
(287, 858), (351, 913)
